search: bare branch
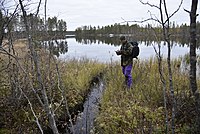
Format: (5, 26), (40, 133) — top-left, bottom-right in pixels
(35, 0), (42, 17)
(184, 8), (190, 14)
(164, 0), (183, 24)
(54, 98), (64, 112)
(0, 46), (45, 106)
(0, 46), (18, 59)
(44, 0), (47, 29)
(163, 0), (169, 27)
(21, 88), (44, 134)
(120, 17), (162, 25)
(121, 2), (163, 25)
(4, 4), (19, 28)
(139, 0), (160, 9)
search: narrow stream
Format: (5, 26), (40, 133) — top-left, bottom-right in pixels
(69, 81), (104, 134)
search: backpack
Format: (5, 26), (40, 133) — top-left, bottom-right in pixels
(129, 41), (139, 59)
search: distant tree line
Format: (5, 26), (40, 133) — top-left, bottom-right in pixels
(2, 11), (67, 40)
(75, 22), (200, 41)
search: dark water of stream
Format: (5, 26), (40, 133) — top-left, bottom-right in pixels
(68, 81), (104, 134)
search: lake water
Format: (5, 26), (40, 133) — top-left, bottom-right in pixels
(59, 38), (199, 63)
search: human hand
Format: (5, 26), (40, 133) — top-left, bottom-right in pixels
(115, 50), (122, 55)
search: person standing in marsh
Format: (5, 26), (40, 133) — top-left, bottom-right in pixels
(116, 36), (133, 89)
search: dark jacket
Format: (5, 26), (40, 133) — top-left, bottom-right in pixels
(120, 41), (133, 66)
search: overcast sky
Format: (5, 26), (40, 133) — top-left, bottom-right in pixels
(35, 0), (199, 31)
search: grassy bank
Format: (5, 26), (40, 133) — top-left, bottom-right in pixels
(96, 58), (200, 134)
(0, 40), (106, 133)
(61, 58), (106, 109)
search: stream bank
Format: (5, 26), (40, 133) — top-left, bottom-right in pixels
(55, 73), (105, 134)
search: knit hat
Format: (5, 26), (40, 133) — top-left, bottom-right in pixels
(119, 36), (126, 41)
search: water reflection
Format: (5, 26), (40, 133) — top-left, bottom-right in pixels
(39, 37), (199, 76)
(38, 36), (200, 60)
(75, 36), (198, 48)
(41, 40), (68, 57)
(38, 37), (199, 64)
(61, 37), (200, 75)
(59, 37), (195, 63)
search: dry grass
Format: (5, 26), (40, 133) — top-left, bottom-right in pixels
(96, 58), (200, 134)
(0, 39), (107, 133)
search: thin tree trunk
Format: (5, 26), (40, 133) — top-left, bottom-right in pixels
(139, 0), (180, 132)
(151, 27), (169, 133)
(189, 0), (200, 132)
(0, 10), (4, 46)
(157, 46), (169, 134)
(55, 60), (75, 134)
(160, 0), (175, 133)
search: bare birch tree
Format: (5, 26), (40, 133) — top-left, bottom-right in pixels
(18, 0), (59, 133)
(138, 0), (183, 133)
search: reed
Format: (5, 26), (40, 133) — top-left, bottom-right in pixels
(96, 57), (200, 133)
(0, 47), (106, 133)
(61, 58), (106, 108)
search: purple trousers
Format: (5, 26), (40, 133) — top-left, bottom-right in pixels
(122, 64), (133, 88)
